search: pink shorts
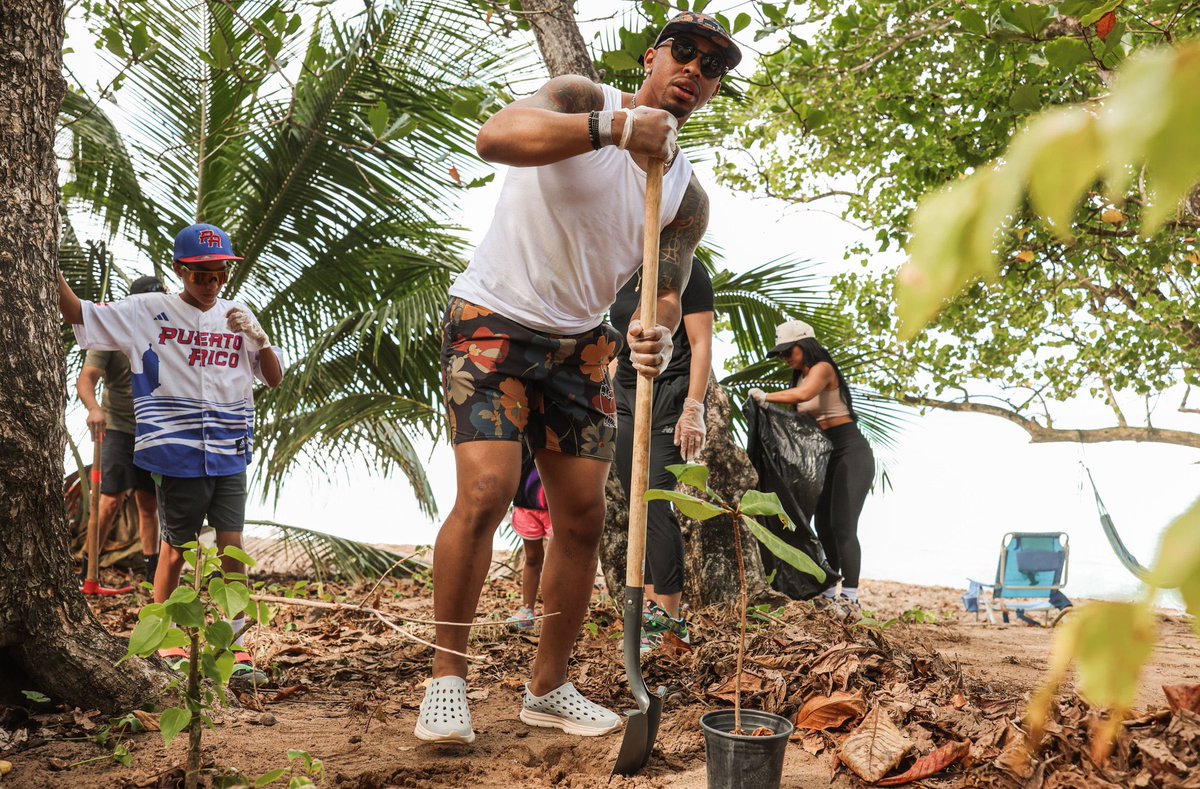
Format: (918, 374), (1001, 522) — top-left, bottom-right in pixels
(512, 507), (553, 540)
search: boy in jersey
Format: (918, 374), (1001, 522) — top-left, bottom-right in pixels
(416, 13), (739, 744)
(58, 223), (284, 682)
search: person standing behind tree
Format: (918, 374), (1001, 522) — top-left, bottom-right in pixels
(749, 321), (874, 611)
(609, 256), (712, 650)
(58, 223), (285, 683)
(76, 275), (167, 583)
(507, 450), (553, 632)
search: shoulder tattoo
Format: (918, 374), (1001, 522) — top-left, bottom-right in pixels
(535, 75), (603, 114)
(658, 175), (709, 294)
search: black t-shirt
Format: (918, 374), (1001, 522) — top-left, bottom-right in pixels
(609, 258), (714, 388)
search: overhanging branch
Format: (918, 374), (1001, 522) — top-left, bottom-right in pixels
(903, 395), (1200, 448)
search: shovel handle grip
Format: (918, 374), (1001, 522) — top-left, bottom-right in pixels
(626, 158), (664, 588)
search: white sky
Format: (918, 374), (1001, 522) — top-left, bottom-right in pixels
(63, 1), (1198, 606)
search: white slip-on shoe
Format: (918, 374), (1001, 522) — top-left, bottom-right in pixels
(519, 681), (621, 736)
(414, 676), (476, 744)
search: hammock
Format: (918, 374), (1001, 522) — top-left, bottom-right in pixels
(1081, 464), (1153, 582)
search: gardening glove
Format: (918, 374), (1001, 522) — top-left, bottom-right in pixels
(673, 397), (706, 462)
(226, 307), (270, 352)
(748, 388), (768, 405)
(86, 406), (107, 441)
(626, 319), (673, 378)
(623, 105), (678, 160)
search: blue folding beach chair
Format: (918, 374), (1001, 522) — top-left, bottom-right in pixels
(963, 532), (1072, 626)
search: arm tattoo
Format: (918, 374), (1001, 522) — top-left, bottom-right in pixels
(529, 75), (604, 114)
(658, 175), (709, 295)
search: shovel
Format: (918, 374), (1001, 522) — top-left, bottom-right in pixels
(613, 157), (666, 777)
(81, 434), (133, 597)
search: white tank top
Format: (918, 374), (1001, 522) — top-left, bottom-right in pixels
(449, 84), (695, 334)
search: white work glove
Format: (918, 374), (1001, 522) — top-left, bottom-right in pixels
(226, 307), (270, 351)
(748, 388), (767, 405)
(86, 407), (107, 441)
(673, 397), (706, 463)
(623, 106), (678, 160)
(626, 320), (674, 378)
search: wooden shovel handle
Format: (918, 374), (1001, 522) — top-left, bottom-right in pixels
(626, 158), (664, 588)
(86, 435), (102, 583)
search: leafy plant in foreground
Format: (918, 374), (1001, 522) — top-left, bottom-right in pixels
(123, 543), (273, 789)
(648, 463), (825, 732)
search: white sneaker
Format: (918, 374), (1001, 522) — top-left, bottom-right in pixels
(519, 682), (621, 736)
(414, 676), (476, 744)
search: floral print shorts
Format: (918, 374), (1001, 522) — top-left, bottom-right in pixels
(439, 297), (620, 462)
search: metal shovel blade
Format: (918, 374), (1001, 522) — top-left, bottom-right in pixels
(613, 586), (665, 776)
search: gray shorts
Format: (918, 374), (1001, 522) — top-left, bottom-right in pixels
(154, 472), (247, 548)
(100, 430), (156, 495)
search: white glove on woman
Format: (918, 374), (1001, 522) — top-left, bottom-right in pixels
(748, 388), (767, 405)
(626, 320), (674, 378)
(226, 307), (270, 351)
(673, 397), (706, 462)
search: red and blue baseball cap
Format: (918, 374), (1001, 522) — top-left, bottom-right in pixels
(173, 223), (243, 264)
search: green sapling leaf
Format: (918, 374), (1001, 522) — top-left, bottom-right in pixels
(644, 489), (725, 521)
(159, 707), (191, 747)
(740, 514), (826, 581)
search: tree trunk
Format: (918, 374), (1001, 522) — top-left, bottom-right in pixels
(521, 0), (600, 80)
(600, 377), (781, 608)
(0, 1), (165, 713)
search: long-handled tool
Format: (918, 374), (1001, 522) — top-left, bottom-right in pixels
(613, 157), (667, 777)
(81, 434), (133, 597)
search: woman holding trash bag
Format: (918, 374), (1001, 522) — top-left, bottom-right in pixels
(748, 320), (873, 610)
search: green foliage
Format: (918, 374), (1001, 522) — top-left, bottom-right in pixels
(657, 462), (825, 581)
(899, 42), (1200, 340)
(20, 690), (50, 705)
(715, 1), (1200, 437)
(124, 543), (273, 761)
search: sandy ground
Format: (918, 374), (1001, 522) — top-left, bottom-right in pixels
(2, 571), (1196, 788)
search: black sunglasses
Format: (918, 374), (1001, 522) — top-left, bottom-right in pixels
(656, 36), (727, 80)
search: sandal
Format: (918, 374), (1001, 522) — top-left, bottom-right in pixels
(229, 651), (269, 686)
(157, 647), (189, 671)
(519, 682), (620, 736)
(414, 676), (475, 744)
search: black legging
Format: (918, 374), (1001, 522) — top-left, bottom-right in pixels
(614, 376), (689, 595)
(813, 422), (874, 589)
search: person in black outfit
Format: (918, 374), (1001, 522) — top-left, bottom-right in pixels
(749, 320), (874, 609)
(610, 257), (713, 648)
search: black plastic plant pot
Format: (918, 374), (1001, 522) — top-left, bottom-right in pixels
(700, 709), (794, 789)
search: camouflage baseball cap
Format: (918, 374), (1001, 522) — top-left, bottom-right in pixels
(654, 12), (742, 70)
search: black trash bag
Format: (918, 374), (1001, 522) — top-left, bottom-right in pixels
(743, 398), (840, 599)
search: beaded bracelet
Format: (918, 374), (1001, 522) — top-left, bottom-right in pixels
(587, 111), (602, 150)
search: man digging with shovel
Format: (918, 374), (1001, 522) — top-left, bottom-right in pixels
(416, 14), (740, 745)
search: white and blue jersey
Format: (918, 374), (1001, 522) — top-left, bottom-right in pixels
(72, 293), (286, 479)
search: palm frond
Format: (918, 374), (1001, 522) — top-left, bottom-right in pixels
(246, 519), (428, 584)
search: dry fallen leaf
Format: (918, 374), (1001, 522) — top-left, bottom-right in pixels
(794, 690), (866, 732)
(0, 760), (11, 776)
(836, 706), (911, 782)
(1163, 683), (1200, 714)
(877, 740), (971, 786)
(950, 693), (967, 710)
(269, 685), (308, 703)
(132, 709), (160, 732)
(708, 672), (769, 704)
